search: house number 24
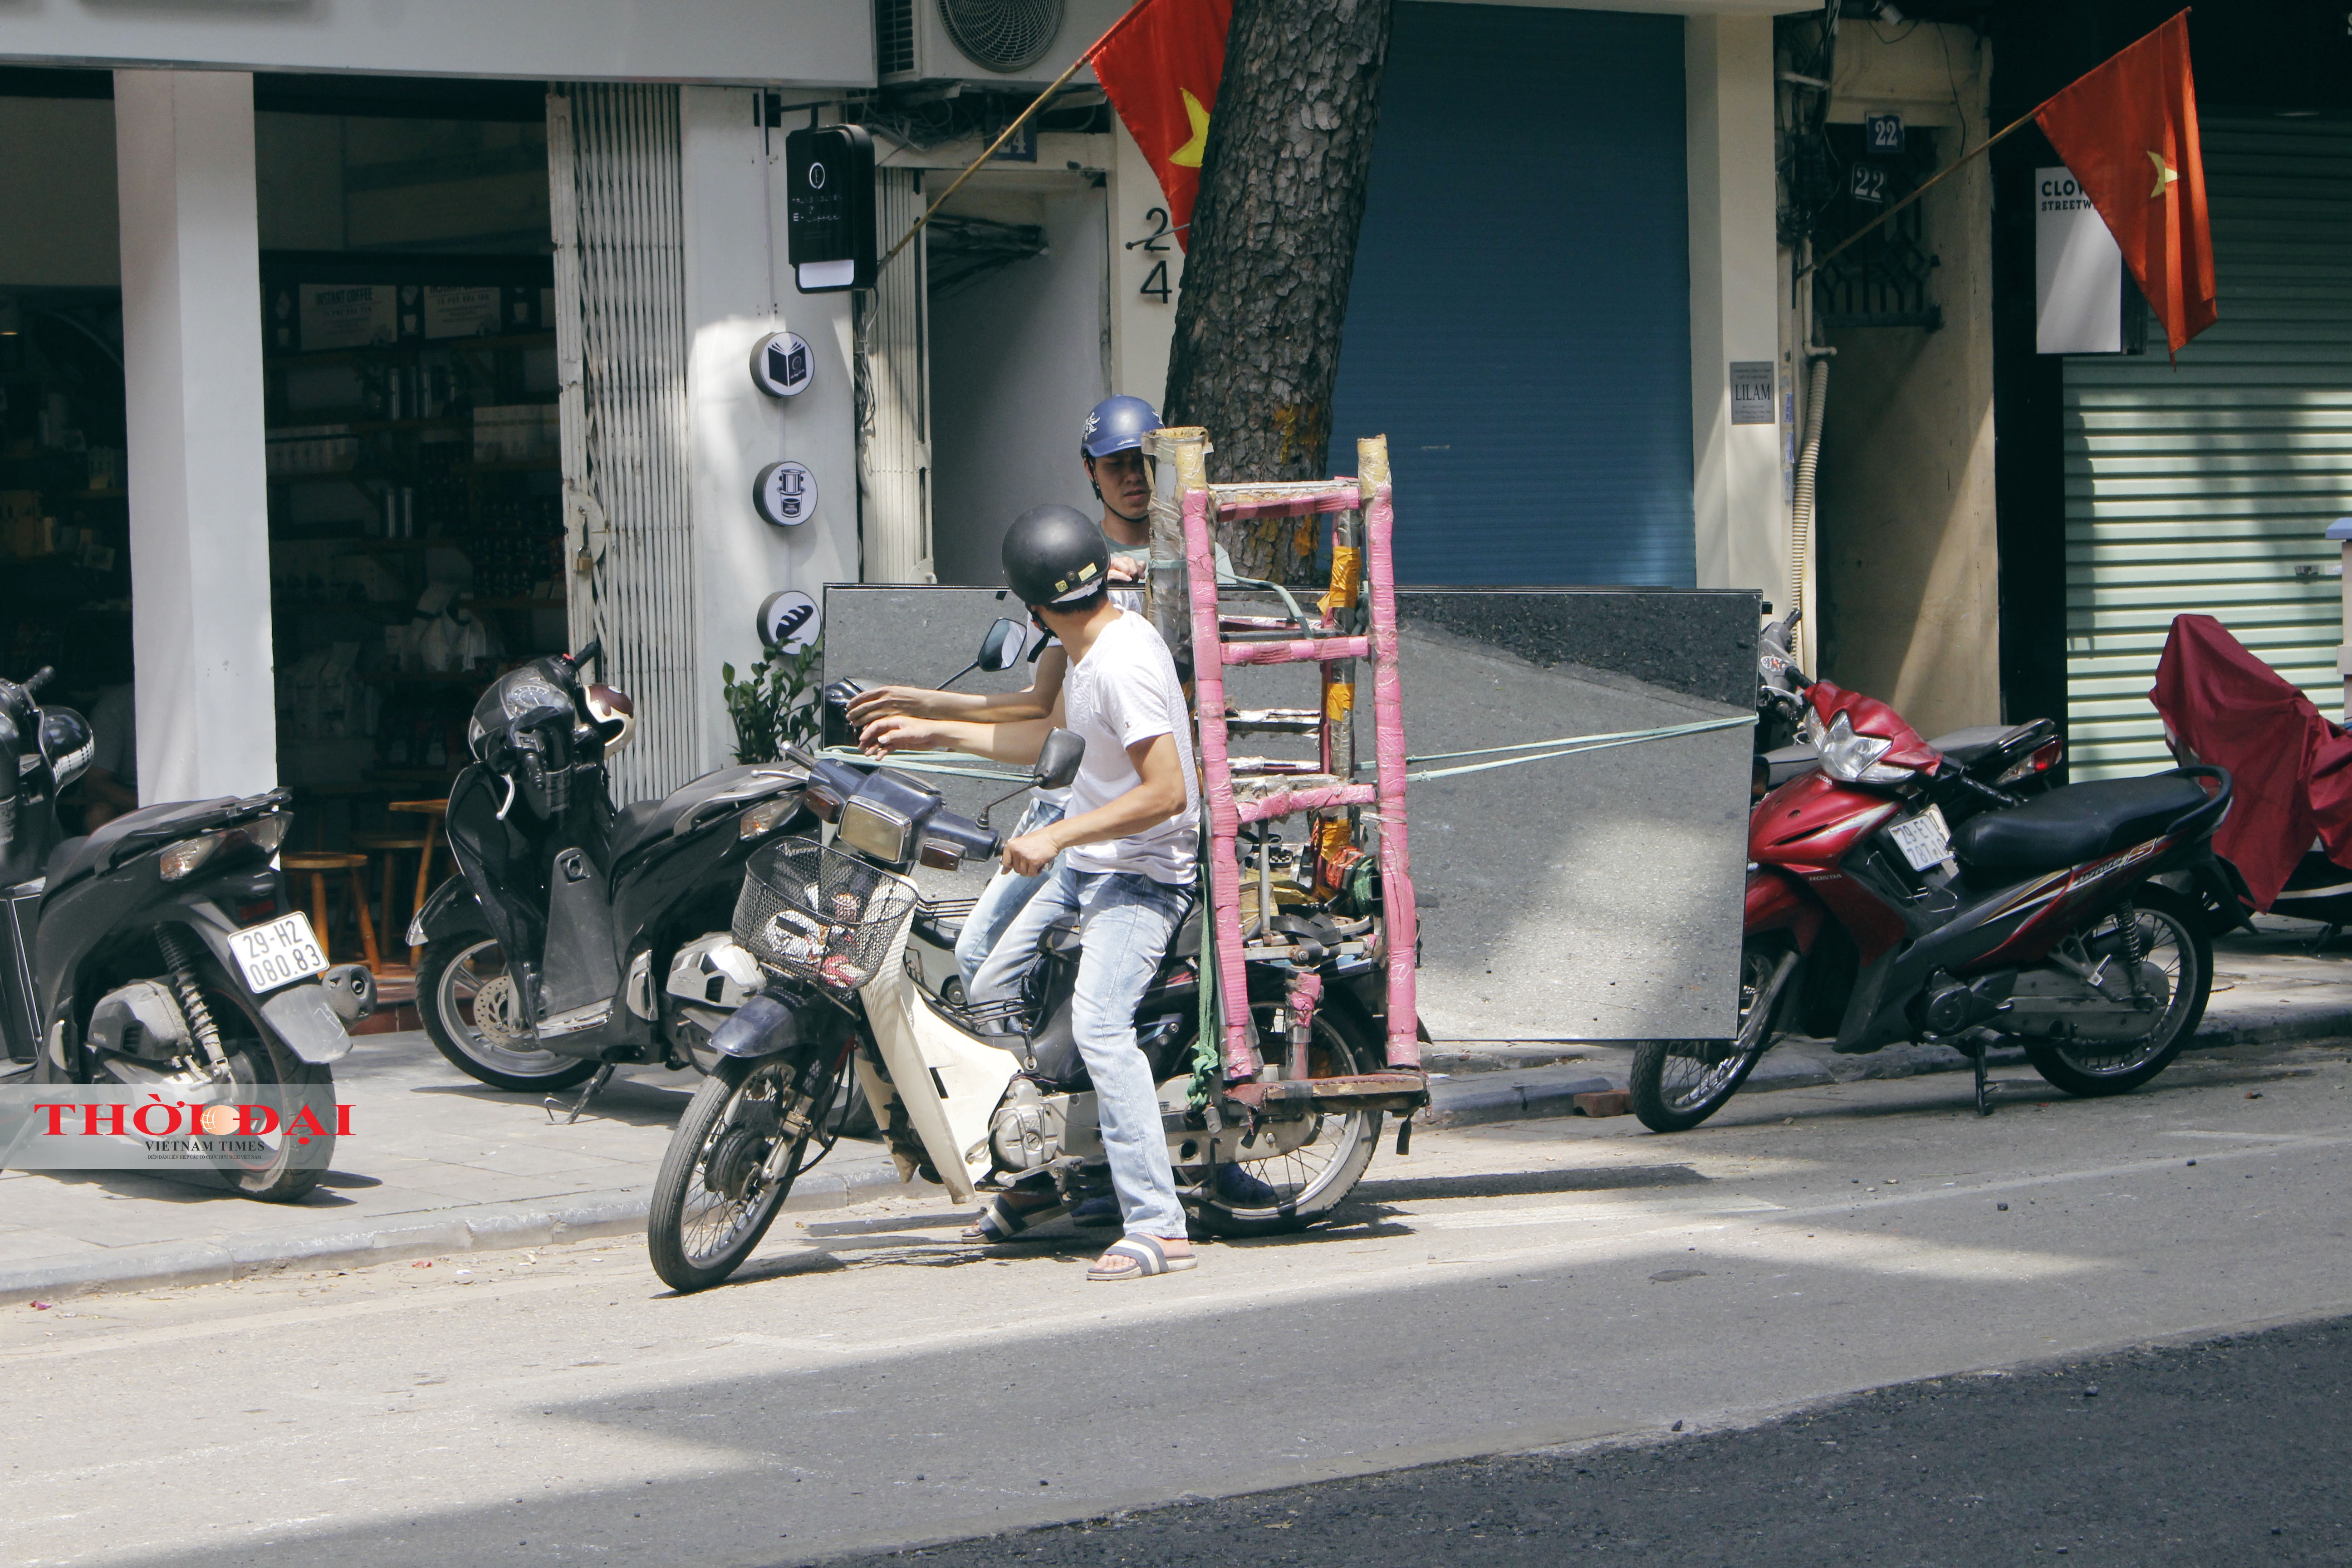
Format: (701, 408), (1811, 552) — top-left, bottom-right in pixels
(1127, 206), (1173, 302)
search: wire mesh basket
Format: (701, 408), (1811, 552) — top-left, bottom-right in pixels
(733, 836), (921, 994)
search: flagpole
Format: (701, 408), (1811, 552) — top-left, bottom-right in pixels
(876, 1), (1159, 272)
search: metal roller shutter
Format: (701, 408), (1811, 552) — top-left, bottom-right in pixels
(1328, 4), (1693, 588)
(2064, 118), (2352, 779)
(549, 83), (699, 804)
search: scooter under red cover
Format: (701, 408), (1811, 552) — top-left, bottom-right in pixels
(2150, 613), (2352, 909)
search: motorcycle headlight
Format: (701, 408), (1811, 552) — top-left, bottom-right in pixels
(836, 796), (915, 864)
(1807, 711), (1909, 785)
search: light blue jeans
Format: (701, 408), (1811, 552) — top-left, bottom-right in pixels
(971, 860), (1192, 1239)
(951, 798), (1065, 991)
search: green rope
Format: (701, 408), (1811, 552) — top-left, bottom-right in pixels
(1189, 794), (1223, 1110)
(1406, 714), (1755, 768)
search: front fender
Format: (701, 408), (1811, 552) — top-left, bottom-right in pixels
(411, 874), (493, 949)
(1744, 866), (1825, 953)
(261, 982), (354, 1064)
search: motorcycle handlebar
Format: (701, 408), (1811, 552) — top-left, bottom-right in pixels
(22, 667), (53, 697)
(569, 640), (603, 673)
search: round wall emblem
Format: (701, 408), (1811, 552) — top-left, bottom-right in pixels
(749, 330), (814, 398)
(757, 589), (820, 651)
(753, 460), (818, 526)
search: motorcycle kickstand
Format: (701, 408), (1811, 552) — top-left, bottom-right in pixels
(547, 1063), (615, 1125)
(1970, 1039), (1992, 1118)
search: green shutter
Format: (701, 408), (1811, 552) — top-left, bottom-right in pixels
(2064, 118), (2352, 779)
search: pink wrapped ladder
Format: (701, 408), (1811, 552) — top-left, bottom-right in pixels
(1143, 429), (1424, 1116)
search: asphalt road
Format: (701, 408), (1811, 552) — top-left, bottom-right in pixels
(825, 1315), (2352, 1566)
(4, 1038), (2349, 1568)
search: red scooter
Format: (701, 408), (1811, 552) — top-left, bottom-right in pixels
(1631, 680), (2236, 1131)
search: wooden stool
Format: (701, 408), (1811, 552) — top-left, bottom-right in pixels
(352, 831), (432, 975)
(388, 799), (450, 967)
(281, 852), (379, 970)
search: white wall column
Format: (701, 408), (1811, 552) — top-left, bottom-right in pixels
(677, 87), (859, 774)
(113, 69), (274, 804)
(1685, 15), (1784, 599)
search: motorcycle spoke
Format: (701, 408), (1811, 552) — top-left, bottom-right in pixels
(675, 1064), (796, 1268)
(2060, 907), (2191, 1075)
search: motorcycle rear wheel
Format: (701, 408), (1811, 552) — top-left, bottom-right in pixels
(1188, 1003), (1382, 1239)
(2023, 885), (2210, 1098)
(1629, 939), (1794, 1133)
(647, 1048), (831, 1293)
(419, 938), (600, 1093)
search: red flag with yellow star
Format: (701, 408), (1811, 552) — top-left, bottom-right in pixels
(2033, 10), (2216, 355)
(1088, 0), (1233, 250)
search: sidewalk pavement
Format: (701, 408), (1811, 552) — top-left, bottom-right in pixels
(4, 916), (2346, 1305)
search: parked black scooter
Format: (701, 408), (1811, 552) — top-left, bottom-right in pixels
(0, 668), (373, 1200)
(408, 642), (814, 1116)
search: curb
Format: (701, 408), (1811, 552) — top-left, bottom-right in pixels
(0, 1151), (912, 1307)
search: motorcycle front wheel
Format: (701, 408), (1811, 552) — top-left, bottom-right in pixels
(647, 1047), (833, 1293)
(2023, 885), (2211, 1098)
(1188, 1003), (1383, 1239)
(1629, 939), (1796, 1133)
(419, 938), (599, 1093)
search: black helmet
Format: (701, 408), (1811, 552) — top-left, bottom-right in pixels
(1002, 504), (1109, 609)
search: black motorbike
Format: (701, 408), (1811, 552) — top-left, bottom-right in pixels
(0, 668), (372, 1200)
(409, 642), (814, 1114)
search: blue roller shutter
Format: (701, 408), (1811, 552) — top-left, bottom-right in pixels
(1330, 4), (1693, 588)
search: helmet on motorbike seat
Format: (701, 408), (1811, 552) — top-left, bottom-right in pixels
(1002, 504), (1109, 610)
(583, 684), (636, 753)
(1080, 395), (1161, 460)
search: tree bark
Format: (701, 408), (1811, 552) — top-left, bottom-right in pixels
(1162, 0), (1396, 583)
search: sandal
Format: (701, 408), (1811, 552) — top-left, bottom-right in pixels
(962, 1184), (1067, 1244)
(1087, 1234), (1197, 1282)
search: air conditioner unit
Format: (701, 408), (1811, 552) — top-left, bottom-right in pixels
(876, 0), (1132, 91)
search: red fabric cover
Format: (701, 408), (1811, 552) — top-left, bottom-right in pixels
(2148, 613), (2352, 909)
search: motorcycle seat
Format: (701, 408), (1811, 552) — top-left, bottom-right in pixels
(1927, 723), (2036, 769)
(1033, 906), (1203, 963)
(607, 764), (804, 870)
(1955, 774), (2212, 874)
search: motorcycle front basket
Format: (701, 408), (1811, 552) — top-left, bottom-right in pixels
(733, 835), (920, 994)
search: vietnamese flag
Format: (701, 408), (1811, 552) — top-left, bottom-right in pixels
(2033, 10), (2216, 356)
(1089, 0), (1234, 249)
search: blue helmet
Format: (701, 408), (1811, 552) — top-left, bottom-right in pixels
(1081, 395), (1161, 459)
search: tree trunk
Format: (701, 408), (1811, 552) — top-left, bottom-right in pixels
(1162, 0), (1396, 583)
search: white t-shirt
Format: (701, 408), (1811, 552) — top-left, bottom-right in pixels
(1035, 581), (1144, 811)
(1059, 611), (1199, 885)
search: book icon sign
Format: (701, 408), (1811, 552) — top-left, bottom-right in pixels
(755, 461), (818, 527)
(750, 329), (815, 397)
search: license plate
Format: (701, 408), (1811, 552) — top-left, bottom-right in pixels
(228, 913), (330, 994)
(1889, 806), (1954, 872)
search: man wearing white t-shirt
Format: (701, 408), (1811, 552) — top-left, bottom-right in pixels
(858, 507), (1201, 1281)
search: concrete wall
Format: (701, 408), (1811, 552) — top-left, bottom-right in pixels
(0, 0), (872, 87)
(0, 96), (119, 286)
(1813, 24), (2000, 737)
(1105, 118), (1182, 414)
(1685, 14), (1786, 603)
(926, 178), (1110, 587)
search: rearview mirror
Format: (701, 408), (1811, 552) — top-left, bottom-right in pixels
(978, 617), (1025, 673)
(1034, 728), (1084, 792)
